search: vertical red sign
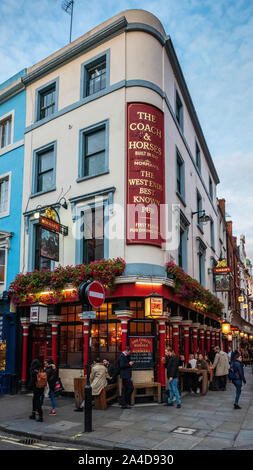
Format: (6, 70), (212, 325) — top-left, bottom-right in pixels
(126, 103), (165, 247)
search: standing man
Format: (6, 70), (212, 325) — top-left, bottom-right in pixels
(119, 346), (134, 409)
(163, 347), (181, 408)
(212, 346), (230, 391)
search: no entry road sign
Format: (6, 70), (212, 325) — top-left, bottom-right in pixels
(86, 281), (105, 308)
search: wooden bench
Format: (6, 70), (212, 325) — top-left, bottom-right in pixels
(94, 382), (118, 410)
(130, 382), (161, 405)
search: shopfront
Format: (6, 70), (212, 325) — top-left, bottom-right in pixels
(16, 287), (222, 394)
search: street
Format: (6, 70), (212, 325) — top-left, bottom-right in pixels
(1, 366), (253, 450)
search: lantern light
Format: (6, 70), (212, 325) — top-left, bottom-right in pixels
(240, 332), (244, 337)
(145, 292), (163, 319)
(243, 304), (248, 309)
(221, 322), (231, 334)
(238, 296), (244, 302)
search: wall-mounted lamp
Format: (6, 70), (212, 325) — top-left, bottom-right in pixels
(59, 197), (68, 210)
(191, 210), (211, 223)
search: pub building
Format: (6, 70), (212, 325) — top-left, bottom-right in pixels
(13, 9), (227, 394)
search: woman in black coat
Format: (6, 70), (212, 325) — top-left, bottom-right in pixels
(231, 352), (246, 409)
(41, 358), (57, 415)
(28, 358), (44, 422)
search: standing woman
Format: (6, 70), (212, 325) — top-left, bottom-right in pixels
(28, 358), (46, 422)
(43, 358), (57, 415)
(231, 352), (246, 409)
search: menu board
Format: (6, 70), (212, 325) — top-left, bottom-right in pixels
(129, 337), (153, 370)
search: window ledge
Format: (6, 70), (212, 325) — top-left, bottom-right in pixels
(176, 191), (186, 207)
(77, 170), (109, 183)
(30, 187), (56, 198)
(0, 212), (10, 219)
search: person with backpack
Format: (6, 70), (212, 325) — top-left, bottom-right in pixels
(40, 358), (57, 415)
(28, 358), (47, 422)
(229, 352), (246, 409)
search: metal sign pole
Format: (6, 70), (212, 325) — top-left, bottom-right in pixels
(84, 316), (92, 433)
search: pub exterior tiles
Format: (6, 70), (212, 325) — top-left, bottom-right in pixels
(6, 9), (252, 394)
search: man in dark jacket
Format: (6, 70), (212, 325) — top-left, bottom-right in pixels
(103, 359), (116, 384)
(119, 346), (134, 409)
(163, 347), (181, 408)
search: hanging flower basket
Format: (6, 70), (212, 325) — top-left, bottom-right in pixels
(8, 258), (126, 306)
(166, 261), (224, 316)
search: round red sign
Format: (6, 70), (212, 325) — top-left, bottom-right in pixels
(87, 281), (105, 308)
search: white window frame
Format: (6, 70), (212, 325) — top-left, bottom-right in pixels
(0, 171), (11, 218)
(0, 245), (7, 289)
(0, 110), (14, 151)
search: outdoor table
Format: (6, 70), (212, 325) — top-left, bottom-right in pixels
(178, 368), (208, 395)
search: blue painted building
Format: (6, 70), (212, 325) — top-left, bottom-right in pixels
(0, 69), (26, 393)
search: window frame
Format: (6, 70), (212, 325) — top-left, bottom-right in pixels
(209, 176), (213, 201)
(0, 171), (11, 218)
(0, 110), (14, 150)
(81, 50), (110, 100)
(176, 148), (185, 201)
(210, 218), (215, 250)
(75, 199), (109, 265)
(195, 141), (201, 173)
(34, 78), (59, 123)
(31, 141), (57, 197)
(175, 88), (184, 132)
(78, 120), (109, 182)
(197, 238), (206, 287)
(28, 218), (55, 272)
(0, 246), (7, 287)
(196, 190), (203, 231)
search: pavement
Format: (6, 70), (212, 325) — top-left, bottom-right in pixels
(1, 367), (253, 450)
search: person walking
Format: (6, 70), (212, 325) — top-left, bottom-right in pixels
(119, 346), (134, 409)
(41, 358), (57, 415)
(163, 347), (181, 408)
(230, 352), (246, 409)
(212, 346), (230, 391)
(28, 358), (47, 422)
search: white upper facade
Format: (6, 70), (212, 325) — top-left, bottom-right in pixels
(20, 9), (226, 305)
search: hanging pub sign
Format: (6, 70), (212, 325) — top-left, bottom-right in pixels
(40, 227), (59, 262)
(213, 259), (231, 292)
(129, 337), (154, 370)
(39, 215), (60, 233)
(145, 293), (163, 318)
(126, 103), (165, 247)
(30, 304), (48, 324)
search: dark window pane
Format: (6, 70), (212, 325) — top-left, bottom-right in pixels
(39, 85), (56, 120)
(86, 61), (106, 96)
(84, 152), (105, 176)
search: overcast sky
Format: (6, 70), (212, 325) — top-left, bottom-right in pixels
(1, 0), (253, 260)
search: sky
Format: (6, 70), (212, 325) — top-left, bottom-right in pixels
(1, 0), (253, 260)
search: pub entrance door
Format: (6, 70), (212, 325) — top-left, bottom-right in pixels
(30, 325), (52, 365)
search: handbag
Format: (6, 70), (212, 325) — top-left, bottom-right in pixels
(54, 377), (64, 394)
